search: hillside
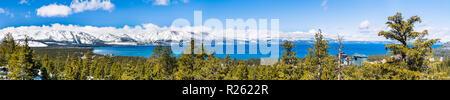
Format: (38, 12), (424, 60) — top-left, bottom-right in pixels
(435, 42), (450, 58)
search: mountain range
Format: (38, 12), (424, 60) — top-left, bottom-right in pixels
(0, 23), (397, 47)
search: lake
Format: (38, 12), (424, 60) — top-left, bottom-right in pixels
(93, 42), (442, 60)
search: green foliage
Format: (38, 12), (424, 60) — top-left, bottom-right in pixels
(367, 54), (389, 62)
(303, 29), (336, 80)
(437, 59), (450, 75)
(0, 13), (448, 80)
(281, 41), (297, 65)
(6, 38), (39, 80)
(151, 44), (176, 80)
(0, 33), (16, 66)
(378, 12), (440, 72)
(351, 12), (448, 80)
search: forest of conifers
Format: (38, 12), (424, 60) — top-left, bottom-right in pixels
(0, 13), (449, 80)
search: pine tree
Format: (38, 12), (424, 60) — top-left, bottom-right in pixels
(0, 33), (16, 66)
(151, 59), (168, 80)
(378, 12), (440, 72)
(281, 41), (297, 65)
(120, 67), (136, 80)
(110, 61), (122, 80)
(174, 39), (196, 80)
(7, 38), (37, 80)
(39, 54), (51, 80)
(307, 29), (331, 80)
(151, 44), (177, 78)
(62, 57), (77, 80)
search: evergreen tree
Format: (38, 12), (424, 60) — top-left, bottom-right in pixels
(7, 38), (38, 80)
(0, 33), (16, 66)
(62, 57), (77, 80)
(281, 41), (297, 65)
(174, 39), (196, 80)
(39, 54), (51, 80)
(307, 29), (331, 80)
(378, 12), (440, 72)
(120, 67), (136, 80)
(151, 44), (177, 78)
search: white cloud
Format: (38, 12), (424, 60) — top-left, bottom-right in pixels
(417, 26), (450, 43)
(36, 0), (115, 17)
(358, 20), (383, 33)
(144, 0), (188, 6)
(19, 0), (29, 4)
(359, 20), (370, 29)
(409, 21), (449, 42)
(70, 0), (115, 13)
(309, 29), (317, 34)
(321, 0), (328, 10)
(0, 8), (15, 18)
(25, 11), (31, 18)
(153, 0), (170, 5)
(36, 4), (72, 17)
(180, 0), (189, 3)
(0, 8), (5, 13)
(142, 23), (160, 29)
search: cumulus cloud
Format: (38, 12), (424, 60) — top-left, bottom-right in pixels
(36, 0), (115, 17)
(19, 0), (29, 4)
(153, 0), (170, 5)
(321, 0), (328, 10)
(180, 0), (189, 3)
(359, 20), (370, 30)
(359, 20), (382, 33)
(36, 4), (72, 17)
(0, 8), (15, 18)
(308, 29), (317, 34)
(429, 28), (450, 42)
(416, 24), (450, 42)
(0, 8), (5, 13)
(70, 0), (115, 13)
(25, 11), (31, 18)
(143, 0), (189, 5)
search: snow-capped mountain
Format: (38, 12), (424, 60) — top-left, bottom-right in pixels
(0, 23), (388, 47)
(0, 24), (211, 47)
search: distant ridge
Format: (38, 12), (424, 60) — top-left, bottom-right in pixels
(434, 42), (450, 58)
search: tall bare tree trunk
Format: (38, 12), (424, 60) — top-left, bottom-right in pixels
(337, 34), (343, 80)
(317, 54), (322, 80)
(318, 64), (322, 80)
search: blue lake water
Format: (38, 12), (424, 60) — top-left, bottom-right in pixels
(93, 43), (442, 60)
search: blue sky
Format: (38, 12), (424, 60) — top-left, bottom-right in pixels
(0, 0), (450, 41)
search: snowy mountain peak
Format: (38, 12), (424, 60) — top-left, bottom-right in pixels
(0, 23), (391, 47)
